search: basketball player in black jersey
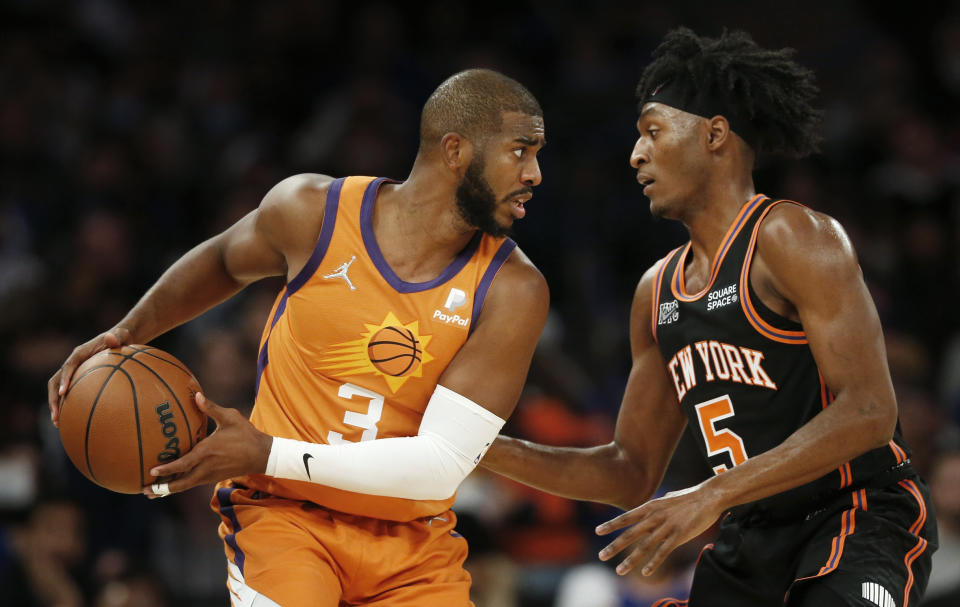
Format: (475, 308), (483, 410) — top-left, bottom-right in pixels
(482, 28), (937, 606)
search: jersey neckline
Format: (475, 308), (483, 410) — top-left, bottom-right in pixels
(360, 177), (483, 293)
(671, 194), (767, 302)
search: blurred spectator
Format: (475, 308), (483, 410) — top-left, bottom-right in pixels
(923, 445), (960, 604)
(0, 498), (87, 607)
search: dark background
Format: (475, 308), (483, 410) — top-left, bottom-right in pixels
(2, 1), (960, 606)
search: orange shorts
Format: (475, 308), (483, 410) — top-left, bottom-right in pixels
(210, 484), (473, 607)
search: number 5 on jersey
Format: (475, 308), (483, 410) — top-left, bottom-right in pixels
(694, 395), (748, 475)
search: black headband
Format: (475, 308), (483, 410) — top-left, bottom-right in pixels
(641, 78), (758, 149)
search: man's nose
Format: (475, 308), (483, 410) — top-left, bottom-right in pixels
(522, 157), (542, 186)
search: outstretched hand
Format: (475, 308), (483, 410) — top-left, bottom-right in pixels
(143, 393), (273, 498)
(47, 327), (132, 427)
(595, 482), (724, 576)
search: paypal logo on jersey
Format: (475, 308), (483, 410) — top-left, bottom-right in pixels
(434, 288), (470, 328)
(444, 288), (467, 312)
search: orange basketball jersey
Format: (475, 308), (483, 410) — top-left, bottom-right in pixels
(228, 176), (516, 522)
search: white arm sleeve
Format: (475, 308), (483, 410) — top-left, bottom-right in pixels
(264, 385), (505, 500)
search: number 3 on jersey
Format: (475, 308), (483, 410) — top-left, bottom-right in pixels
(694, 395), (748, 475)
(328, 383), (384, 444)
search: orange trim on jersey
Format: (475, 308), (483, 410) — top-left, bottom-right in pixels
(652, 599), (689, 607)
(820, 373), (854, 488)
(898, 479), (929, 607)
(651, 247), (683, 343)
(696, 542), (714, 565)
(794, 489), (864, 584)
(889, 440), (908, 464)
(739, 200), (808, 344)
(670, 194), (767, 302)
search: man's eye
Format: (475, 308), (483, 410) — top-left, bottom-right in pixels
(648, 129), (659, 138)
(514, 149), (524, 158)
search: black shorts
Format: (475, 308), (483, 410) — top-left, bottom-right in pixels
(677, 476), (938, 607)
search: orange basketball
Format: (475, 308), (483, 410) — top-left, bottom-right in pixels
(58, 345), (208, 494)
(367, 326), (421, 377)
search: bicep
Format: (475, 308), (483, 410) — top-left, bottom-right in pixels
(437, 253), (549, 420)
(217, 174), (333, 284)
(216, 210), (288, 284)
(763, 211), (895, 406)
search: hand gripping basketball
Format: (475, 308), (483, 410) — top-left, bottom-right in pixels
(48, 327), (132, 427)
(143, 393), (273, 498)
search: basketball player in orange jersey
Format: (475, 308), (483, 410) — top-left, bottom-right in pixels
(47, 68), (548, 606)
(481, 29), (937, 606)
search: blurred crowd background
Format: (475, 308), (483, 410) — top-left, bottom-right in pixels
(2, 1), (960, 606)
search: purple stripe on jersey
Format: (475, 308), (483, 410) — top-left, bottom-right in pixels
(468, 239), (517, 336)
(254, 292), (289, 396)
(287, 177), (345, 294)
(254, 175), (340, 393)
(742, 294), (808, 342)
(216, 486), (246, 574)
(360, 177), (483, 293)
(255, 340), (269, 396)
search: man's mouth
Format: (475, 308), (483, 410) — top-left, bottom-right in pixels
(509, 193), (532, 219)
(637, 174), (655, 194)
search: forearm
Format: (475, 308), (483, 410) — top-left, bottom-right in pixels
(267, 385), (505, 501)
(481, 436), (650, 509)
(118, 238), (247, 342)
(704, 391), (894, 511)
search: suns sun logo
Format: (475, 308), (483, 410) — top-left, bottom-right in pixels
(319, 311), (435, 393)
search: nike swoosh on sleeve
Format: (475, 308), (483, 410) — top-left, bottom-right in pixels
(302, 453), (314, 480)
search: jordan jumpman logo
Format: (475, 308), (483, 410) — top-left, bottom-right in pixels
(323, 256), (357, 290)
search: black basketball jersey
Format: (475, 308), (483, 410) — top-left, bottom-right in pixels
(653, 195), (911, 506)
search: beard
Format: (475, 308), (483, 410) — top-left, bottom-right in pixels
(455, 155), (513, 238)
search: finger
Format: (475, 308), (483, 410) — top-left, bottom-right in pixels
(615, 547), (644, 576)
(147, 462), (209, 496)
(596, 509), (644, 536)
(144, 482), (172, 499)
(150, 448), (201, 479)
(58, 345), (92, 395)
(103, 331), (122, 348)
(598, 522), (650, 561)
(194, 392), (228, 423)
(640, 530), (679, 576)
(48, 372), (63, 425)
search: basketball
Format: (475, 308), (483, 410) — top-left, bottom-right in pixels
(58, 345), (209, 494)
(367, 326), (422, 377)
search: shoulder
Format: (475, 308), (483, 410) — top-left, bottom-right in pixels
(756, 201), (861, 299)
(260, 173), (336, 218)
(256, 173), (336, 253)
(757, 202), (857, 265)
(477, 244), (549, 329)
(490, 244), (549, 308)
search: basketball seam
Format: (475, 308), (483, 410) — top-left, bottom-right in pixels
(83, 364), (123, 484)
(124, 354), (197, 453)
(62, 364), (119, 410)
(123, 367), (146, 490)
(124, 345), (194, 377)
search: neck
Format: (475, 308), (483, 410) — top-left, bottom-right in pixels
(372, 158), (478, 282)
(682, 171), (756, 269)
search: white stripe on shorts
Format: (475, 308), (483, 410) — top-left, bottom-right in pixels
(227, 560), (283, 607)
(861, 581), (895, 607)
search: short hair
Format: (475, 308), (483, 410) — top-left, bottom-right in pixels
(636, 28), (823, 159)
(419, 69), (542, 149)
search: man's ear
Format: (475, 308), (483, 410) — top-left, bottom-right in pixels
(706, 115), (732, 150)
(440, 132), (473, 174)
